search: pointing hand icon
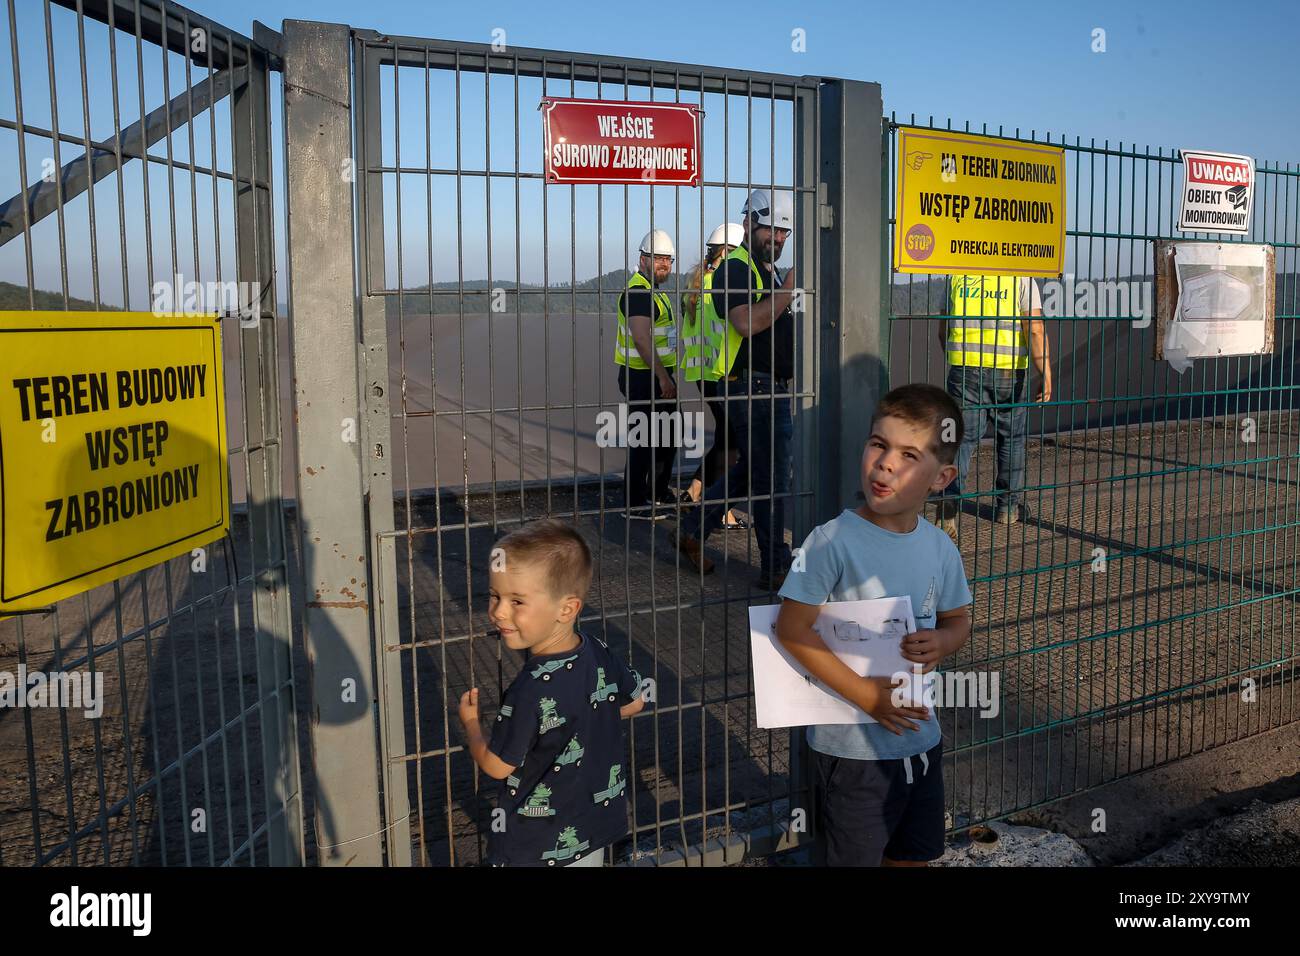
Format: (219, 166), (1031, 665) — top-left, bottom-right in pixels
(906, 150), (934, 171)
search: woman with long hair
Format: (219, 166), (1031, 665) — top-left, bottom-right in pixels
(684, 223), (746, 528)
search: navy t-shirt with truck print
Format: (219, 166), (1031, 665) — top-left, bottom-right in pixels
(487, 630), (642, 866)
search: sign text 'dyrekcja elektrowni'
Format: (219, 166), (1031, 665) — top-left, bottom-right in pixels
(894, 127), (1067, 277)
(0, 313), (229, 611)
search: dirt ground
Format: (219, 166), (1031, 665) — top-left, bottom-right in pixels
(392, 408), (1300, 865)
(2, 410), (1296, 866)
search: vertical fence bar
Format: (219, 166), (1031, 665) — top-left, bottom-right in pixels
(233, 31), (303, 866)
(353, 34), (412, 868)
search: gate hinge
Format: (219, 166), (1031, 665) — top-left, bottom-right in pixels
(817, 181), (834, 230)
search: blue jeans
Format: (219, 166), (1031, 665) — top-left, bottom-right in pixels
(942, 365), (1027, 512)
(694, 372), (793, 576)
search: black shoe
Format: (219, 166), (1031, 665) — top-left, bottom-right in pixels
(656, 489), (691, 508)
(624, 501), (670, 521)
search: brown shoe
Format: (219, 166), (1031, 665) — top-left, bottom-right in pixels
(668, 526), (714, 574)
(937, 517), (959, 544)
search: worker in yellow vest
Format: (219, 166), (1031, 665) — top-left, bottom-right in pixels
(615, 229), (681, 518)
(670, 189), (799, 590)
(936, 274), (1052, 540)
(681, 221), (746, 529)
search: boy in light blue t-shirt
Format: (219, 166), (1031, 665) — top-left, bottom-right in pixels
(777, 383), (973, 866)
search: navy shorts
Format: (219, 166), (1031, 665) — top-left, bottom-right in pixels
(812, 742), (945, 866)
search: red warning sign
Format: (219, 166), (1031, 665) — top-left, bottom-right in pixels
(1178, 149), (1254, 235)
(541, 97), (701, 186)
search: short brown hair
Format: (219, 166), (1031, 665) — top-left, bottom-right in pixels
(493, 519), (594, 601)
(870, 384), (964, 465)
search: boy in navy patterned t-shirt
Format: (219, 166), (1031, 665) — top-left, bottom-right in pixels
(458, 520), (644, 866)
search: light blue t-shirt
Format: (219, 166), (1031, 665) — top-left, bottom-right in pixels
(778, 508), (972, 760)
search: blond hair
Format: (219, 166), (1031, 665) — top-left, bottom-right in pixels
(493, 519), (593, 601)
(682, 244), (730, 320)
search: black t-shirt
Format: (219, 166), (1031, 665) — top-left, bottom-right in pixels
(487, 631), (643, 866)
(618, 286), (656, 322)
(708, 250), (794, 381)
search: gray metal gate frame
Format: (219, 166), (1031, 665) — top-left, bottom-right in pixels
(282, 20), (884, 865)
(3, 0), (302, 866)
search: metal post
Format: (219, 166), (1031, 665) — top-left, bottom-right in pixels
(282, 19), (389, 866)
(816, 79), (886, 518)
(352, 34), (413, 867)
(234, 36), (304, 867)
(793, 83), (818, 544)
(233, 35), (304, 868)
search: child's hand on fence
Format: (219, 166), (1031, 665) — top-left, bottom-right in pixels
(901, 629), (945, 670)
(855, 675), (929, 735)
(458, 688), (481, 730)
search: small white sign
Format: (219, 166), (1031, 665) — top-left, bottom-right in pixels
(1165, 242), (1271, 361)
(748, 596), (927, 729)
(1178, 149), (1254, 235)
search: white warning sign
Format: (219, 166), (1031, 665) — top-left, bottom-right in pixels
(1178, 149), (1254, 235)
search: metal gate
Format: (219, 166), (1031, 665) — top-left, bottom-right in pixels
(281, 20), (887, 865)
(1, 0), (302, 865)
(10, 3), (1298, 869)
(353, 32), (839, 868)
(886, 116), (1299, 829)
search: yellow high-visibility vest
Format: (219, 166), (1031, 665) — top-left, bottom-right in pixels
(680, 247), (759, 381)
(614, 271), (677, 369)
(946, 274), (1029, 369)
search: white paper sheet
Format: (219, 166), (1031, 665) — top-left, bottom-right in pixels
(1166, 242), (1269, 361)
(749, 596), (928, 730)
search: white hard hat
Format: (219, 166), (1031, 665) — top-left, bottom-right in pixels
(706, 222), (745, 248)
(742, 189), (794, 231)
(639, 229), (675, 258)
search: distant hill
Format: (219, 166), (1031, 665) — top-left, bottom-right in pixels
(0, 280), (115, 312)
(8, 270), (1295, 322)
(385, 268), (692, 316)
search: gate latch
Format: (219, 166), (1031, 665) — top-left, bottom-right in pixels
(817, 182), (834, 230)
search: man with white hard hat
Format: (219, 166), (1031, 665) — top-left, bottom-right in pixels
(670, 188), (799, 589)
(614, 228), (681, 518)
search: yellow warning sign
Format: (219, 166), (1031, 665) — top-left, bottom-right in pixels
(894, 127), (1067, 277)
(1, 312), (228, 612)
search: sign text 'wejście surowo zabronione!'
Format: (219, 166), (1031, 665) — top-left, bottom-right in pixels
(0, 312), (229, 612)
(894, 127), (1067, 277)
(541, 97), (701, 187)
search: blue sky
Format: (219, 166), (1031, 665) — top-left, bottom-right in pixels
(2, 0), (1297, 304)
(226, 0), (1299, 161)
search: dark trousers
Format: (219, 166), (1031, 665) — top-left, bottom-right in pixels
(812, 744), (946, 866)
(693, 372), (793, 576)
(617, 365), (677, 507)
(691, 378), (739, 489)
